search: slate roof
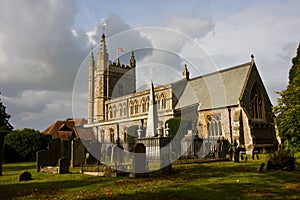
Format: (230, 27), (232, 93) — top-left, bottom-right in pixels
(72, 126), (96, 141)
(175, 61), (253, 110)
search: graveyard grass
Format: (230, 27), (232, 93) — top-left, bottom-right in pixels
(0, 154), (299, 199)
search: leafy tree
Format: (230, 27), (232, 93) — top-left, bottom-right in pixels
(274, 43), (300, 150)
(3, 128), (51, 162)
(0, 94), (13, 175)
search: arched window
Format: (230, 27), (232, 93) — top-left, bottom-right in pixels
(207, 114), (222, 137)
(129, 101), (134, 115)
(161, 93), (167, 110)
(119, 104), (123, 117)
(146, 97), (149, 112)
(141, 98), (147, 113)
(108, 106), (113, 119)
(134, 100), (139, 114)
(113, 105), (117, 118)
(123, 103), (127, 116)
(250, 84), (264, 120)
(109, 128), (115, 143)
(156, 95), (160, 110)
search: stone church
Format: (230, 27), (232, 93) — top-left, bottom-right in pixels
(85, 33), (278, 155)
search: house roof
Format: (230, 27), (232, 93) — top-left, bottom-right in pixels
(175, 61), (253, 110)
(42, 118), (87, 140)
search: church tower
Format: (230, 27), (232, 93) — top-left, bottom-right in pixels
(94, 33), (109, 122)
(88, 28), (137, 123)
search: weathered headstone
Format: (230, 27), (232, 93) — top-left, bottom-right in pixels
(257, 162), (265, 173)
(266, 160), (272, 170)
(232, 140), (240, 163)
(59, 157), (70, 174)
(36, 140), (61, 172)
(130, 143), (148, 177)
(19, 171), (32, 181)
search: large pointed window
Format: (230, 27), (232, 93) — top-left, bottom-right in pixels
(250, 84), (264, 120)
(207, 114), (222, 137)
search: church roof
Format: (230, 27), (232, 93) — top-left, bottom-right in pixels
(175, 61), (253, 110)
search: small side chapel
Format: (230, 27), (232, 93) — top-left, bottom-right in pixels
(86, 33), (278, 155)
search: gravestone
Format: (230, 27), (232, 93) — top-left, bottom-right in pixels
(232, 140), (240, 163)
(36, 140), (61, 172)
(257, 162), (265, 173)
(130, 143), (148, 178)
(19, 171), (32, 181)
(59, 157), (70, 174)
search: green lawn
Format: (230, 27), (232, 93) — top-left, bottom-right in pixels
(0, 154), (300, 199)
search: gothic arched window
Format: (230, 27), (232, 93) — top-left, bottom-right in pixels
(146, 97), (149, 112)
(123, 103), (127, 116)
(113, 105), (117, 118)
(141, 98), (147, 113)
(207, 114), (222, 137)
(156, 95), (160, 110)
(129, 101), (134, 115)
(108, 106), (113, 119)
(161, 93), (167, 110)
(134, 100), (139, 114)
(109, 128), (115, 143)
(250, 84), (264, 120)
(119, 104), (123, 117)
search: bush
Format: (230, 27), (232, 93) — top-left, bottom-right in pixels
(165, 117), (192, 138)
(267, 150), (296, 171)
(3, 128), (51, 162)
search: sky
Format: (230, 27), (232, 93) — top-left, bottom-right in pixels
(0, 0), (299, 131)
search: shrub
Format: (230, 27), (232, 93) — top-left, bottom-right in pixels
(267, 150), (296, 171)
(3, 128), (51, 162)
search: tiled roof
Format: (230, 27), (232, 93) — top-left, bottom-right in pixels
(42, 118), (87, 140)
(175, 62), (252, 110)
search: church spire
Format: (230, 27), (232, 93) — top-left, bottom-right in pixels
(97, 26), (109, 70)
(182, 64), (189, 80)
(130, 51), (136, 68)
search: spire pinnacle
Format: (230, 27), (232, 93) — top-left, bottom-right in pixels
(183, 64), (189, 80)
(130, 51), (136, 68)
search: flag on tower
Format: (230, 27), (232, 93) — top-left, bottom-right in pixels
(118, 47), (126, 52)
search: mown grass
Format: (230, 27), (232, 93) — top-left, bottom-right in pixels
(0, 154), (300, 199)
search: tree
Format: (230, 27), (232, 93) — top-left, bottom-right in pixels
(274, 43), (300, 150)
(0, 94), (13, 175)
(3, 128), (51, 162)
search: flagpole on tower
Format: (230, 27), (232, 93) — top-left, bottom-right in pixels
(102, 22), (107, 34)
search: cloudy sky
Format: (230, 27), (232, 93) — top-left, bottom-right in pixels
(0, 0), (299, 131)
